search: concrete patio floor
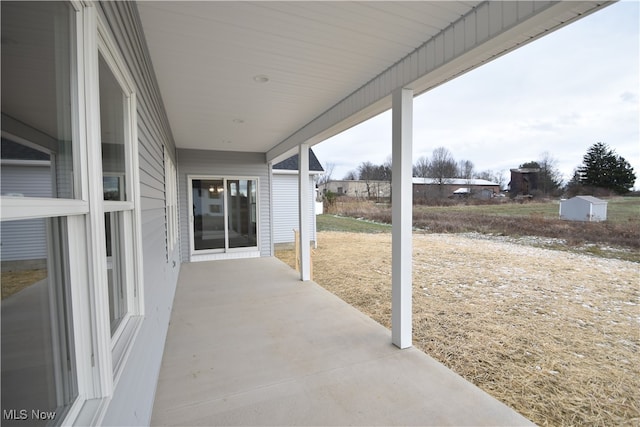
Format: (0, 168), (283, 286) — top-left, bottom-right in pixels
(151, 257), (533, 426)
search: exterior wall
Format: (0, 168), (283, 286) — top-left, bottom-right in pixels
(509, 170), (539, 197)
(414, 183), (499, 199)
(592, 204), (608, 222)
(272, 172), (316, 245)
(177, 149), (272, 261)
(97, 3), (180, 425)
(560, 198), (608, 222)
(0, 164), (51, 262)
(319, 180), (391, 199)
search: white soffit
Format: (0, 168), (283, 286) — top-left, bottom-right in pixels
(137, 1), (481, 152)
(136, 1), (610, 159)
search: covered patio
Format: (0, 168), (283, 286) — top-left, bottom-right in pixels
(151, 258), (532, 426)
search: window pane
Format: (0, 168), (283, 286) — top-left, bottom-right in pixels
(192, 179), (225, 251)
(99, 55), (127, 201)
(1, 217), (77, 426)
(1, 2), (76, 199)
(105, 212), (127, 334)
(228, 179), (257, 248)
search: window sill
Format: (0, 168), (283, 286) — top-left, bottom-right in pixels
(69, 396), (110, 427)
(112, 315), (144, 387)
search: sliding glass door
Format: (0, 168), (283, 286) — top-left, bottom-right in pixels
(192, 179), (225, 251)
(190, 177), (258, 254)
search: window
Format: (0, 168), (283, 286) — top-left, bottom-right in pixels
(96, 17), (144, 370)
(1, 2), (83, 424)
(1, 3), (144, 424)
(1, 1), (77, 200)
(1, 218), (78, 425)
(98, 50), (135, 337)
(164, 148), (178, 257)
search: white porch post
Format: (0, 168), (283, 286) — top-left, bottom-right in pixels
(298, 143), (311, 281)
(391, 87), (413, 349)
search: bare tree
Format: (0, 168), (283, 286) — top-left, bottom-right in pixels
(413, 155), (430, 177)
(476, 169), (507, 192)
(357, 161), (377, 197)
(457, 160), (474, 179)
(538, 151), (564, 196)
(343, 170), (357, 180)
(429, 147), (457, 197)
(316, 162), (334, 185)
(520, 152), (563, 196)
(379, 155), (392, 182)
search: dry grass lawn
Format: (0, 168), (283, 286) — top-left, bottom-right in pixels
(276, 231), (640, 426)
(1, 269), (47, 300)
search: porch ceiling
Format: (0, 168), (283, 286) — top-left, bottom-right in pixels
(136, 1), (608, 158)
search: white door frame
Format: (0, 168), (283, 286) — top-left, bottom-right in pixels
(187, 175), (260, 262)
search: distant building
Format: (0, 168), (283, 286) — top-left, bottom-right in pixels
(318, 179), (391, 200)
(413, 178), (500, 200)
(559, 196), (608, 222)
(320, 178), (501, 201)
(509, 168), (540, 197)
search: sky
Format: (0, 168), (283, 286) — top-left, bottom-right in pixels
(313, 1), (640, 189)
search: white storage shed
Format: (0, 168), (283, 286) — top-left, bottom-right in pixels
(559, 196), (608, 222)
(272, 149), (324, 247)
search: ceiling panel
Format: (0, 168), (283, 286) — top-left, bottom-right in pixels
(137, 1), (481, 152)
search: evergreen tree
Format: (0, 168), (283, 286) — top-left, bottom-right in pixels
(578, 142), (636, 194)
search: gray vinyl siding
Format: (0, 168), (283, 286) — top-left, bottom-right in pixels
(0, 163), (52, 198)
(272, 173), (317, 244)
(0, 164), (50, 261)
(177, 149), (272, 261)
(96, 3), (179, 426)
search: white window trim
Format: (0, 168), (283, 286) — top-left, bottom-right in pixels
(0, 197), (89, 220)
(93, 9), (145, 387)
(78, 5), (145, 412)
(187, 174), (261, 259)
(164, 148), (179, 258)
(1, 3), (145, 424)
(0, 2), (100, 425)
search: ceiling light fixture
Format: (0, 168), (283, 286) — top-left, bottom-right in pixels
(253, 74), (269, 83)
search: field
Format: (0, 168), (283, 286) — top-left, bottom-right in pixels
(327, 197), (640, 261)
(276, 198), (640, 426)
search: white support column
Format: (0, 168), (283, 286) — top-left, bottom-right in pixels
(298, 143), (311, 281)
(391, 87), (413, 349)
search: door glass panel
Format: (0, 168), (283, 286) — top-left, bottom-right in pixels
(1, 1), (76, 199)
(192, 179), (225, 251)
(1, 217), (77, 426)
(228, 179), (257, 248)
